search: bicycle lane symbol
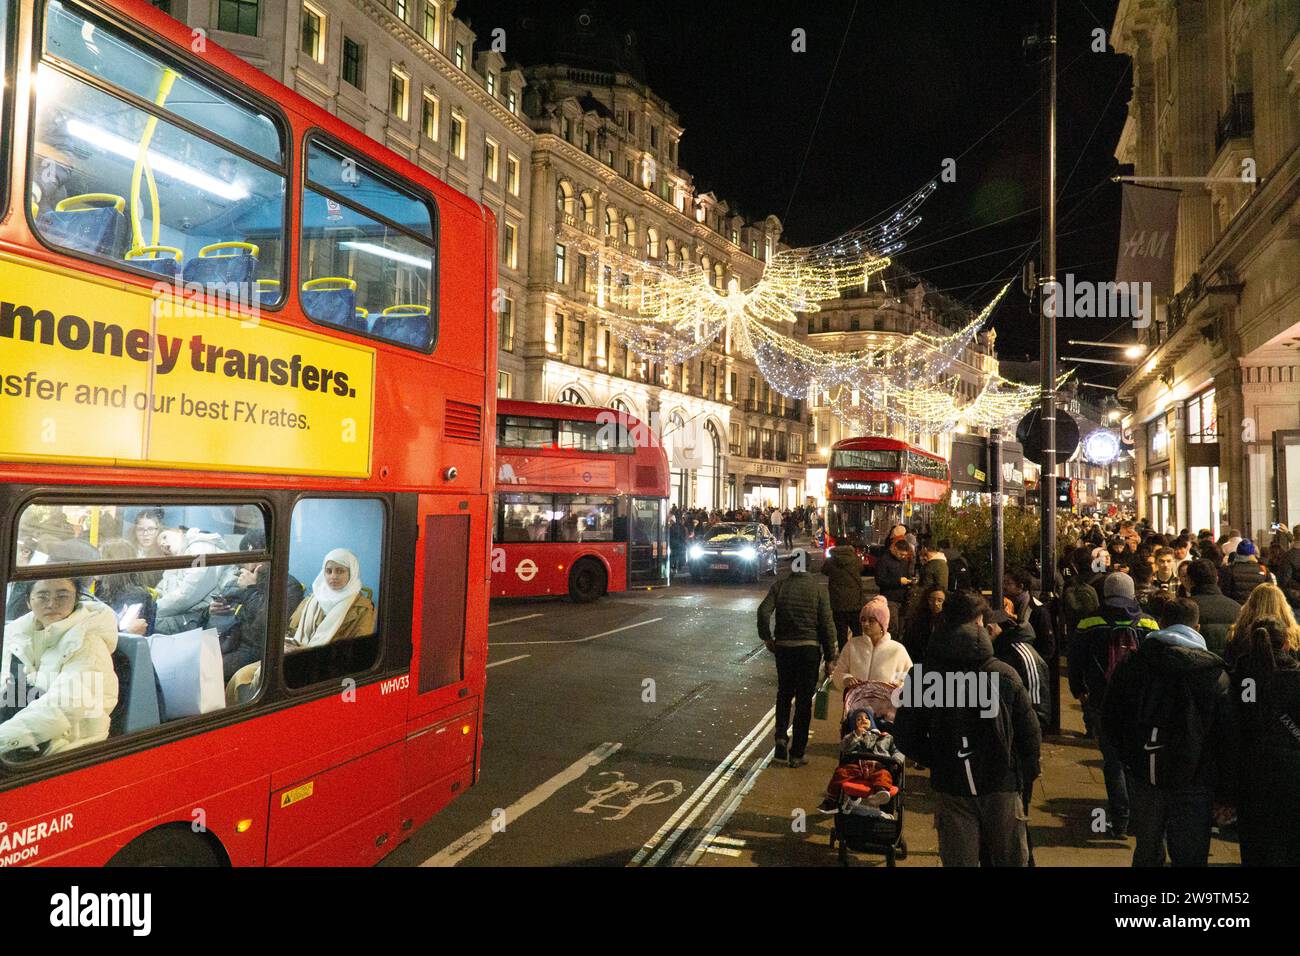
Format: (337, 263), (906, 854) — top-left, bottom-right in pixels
(574, 771), (684, 822)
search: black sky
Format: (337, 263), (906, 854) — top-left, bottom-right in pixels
(455, 0), (1135, 389)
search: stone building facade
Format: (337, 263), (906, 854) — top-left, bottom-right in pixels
(1112, 0), (1300, 536)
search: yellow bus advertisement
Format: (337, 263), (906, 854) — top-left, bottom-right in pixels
(0, 256), (375, 478)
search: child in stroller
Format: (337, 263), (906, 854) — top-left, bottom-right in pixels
(817, 708), (901, 814)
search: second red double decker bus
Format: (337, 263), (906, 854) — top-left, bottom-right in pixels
(492, 400), (670, 602)
(824, 437), (951, 571)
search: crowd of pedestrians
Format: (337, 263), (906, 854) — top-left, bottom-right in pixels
(754, 507), (1300, 867)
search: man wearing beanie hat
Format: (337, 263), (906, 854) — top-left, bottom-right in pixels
(1224, 539), (1270, 603)
(1067, 571), (1158, 838)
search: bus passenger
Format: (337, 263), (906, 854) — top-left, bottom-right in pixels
(130, 508), (166, 587)
(286, 549), (376, 649)
(154, 527), (228, 634)
(0, 578), (119, 756)
(94, 539), (157, 636)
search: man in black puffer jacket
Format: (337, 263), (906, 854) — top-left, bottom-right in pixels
(1185, 559), (1241, 656)
(874, 538), (914, 634)
(1102, 598), (1238, 866)
(893, 591), (1042, 867)
(820, 544), (865, 650)
(758, 568), (838, 767)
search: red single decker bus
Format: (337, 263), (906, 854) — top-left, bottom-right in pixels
(492, 400), (669, 602)
(1, 0), (494, 866)
(824, 437), (951, 570)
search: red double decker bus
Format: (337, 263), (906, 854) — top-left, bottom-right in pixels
(1, 0), (494, 865)
(492, 400), (669, 602)
(824, 437), (951, 570)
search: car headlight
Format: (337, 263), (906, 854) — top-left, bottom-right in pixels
(689, 545), (704, 560)
(740, 546), (757, 561)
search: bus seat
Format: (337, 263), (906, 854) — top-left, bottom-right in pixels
(256, 279), (281, 307)
(182, 241), (258, 289)
(109, 635), (161, 737)
(225, 661), (260, 708)
(1, 655), (25, 723)
(301, 277), (358, 329)
(373, 304), (431, 348)
(125, 245), (183, 279)
(37, 194), (130, 259)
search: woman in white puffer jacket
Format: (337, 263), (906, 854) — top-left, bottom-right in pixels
(0, 577), (119, 756)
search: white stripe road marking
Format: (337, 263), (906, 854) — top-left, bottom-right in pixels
(709, 835), (747, 847)
(420, 742), (622, 867)
(703, 845), (742, 858)
(682, 748), (775, 866)
(488, 613), (544, 628)
(486, 654), (530, 669)
(492, 618), (663, 647)
(627, 705), (776, 867)
(644, 712), (775, 867)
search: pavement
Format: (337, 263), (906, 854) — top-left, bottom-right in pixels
(383, 533), (1242, 868)
(695, 669), (1244, 868)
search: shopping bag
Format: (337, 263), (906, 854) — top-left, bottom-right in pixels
(813, 675), (832, 721)
(148, 628), (225, 720)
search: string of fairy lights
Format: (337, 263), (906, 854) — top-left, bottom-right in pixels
(578, 180), (1046, 434)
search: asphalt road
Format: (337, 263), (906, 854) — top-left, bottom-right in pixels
(383, 550), (826, 868)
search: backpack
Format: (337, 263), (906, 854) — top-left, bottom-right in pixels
(929, 681), (1017, 796)
(1062, 581), (1099, 629)
(1130, 663), (1207, 789)
(947, 554), (973, 593)
(1104, 624), (1140, 682)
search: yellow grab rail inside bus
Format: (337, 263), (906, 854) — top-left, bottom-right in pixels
(130, 67), (180, 251)
(303, 276), (357, 291)
(125, 244), (183, 262)
(382, 303), (430, 314)
(56, 193), (127, 213)
(198, 241), (259, 258)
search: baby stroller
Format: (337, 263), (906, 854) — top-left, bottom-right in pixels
(828, 705), (907, 866)
(828, 751), (907, 866)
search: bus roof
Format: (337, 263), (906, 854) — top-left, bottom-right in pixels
(830, 436), (944, 462)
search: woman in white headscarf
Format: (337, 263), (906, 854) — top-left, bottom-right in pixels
(286, 549), (376, 649)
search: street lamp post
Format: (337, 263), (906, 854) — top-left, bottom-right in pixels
(1037, 0), (1060, 735)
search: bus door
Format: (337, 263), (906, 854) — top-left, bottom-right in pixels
(627, 497), (668, 587)
(400, 493), (487, 833)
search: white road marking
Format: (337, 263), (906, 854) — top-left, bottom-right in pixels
(627, 705), (776, 867)
(488, 613), (544, 628)
(642, 713), (775, 867)
(703, 845), (742, 858)
(708, 835), (747, 847)
(493, 617), (664, 646)
(420, 742), (622, 867)
(486, 654), (530, 669)
(681, 748), (776, 866)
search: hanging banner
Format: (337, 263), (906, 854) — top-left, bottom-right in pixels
(1115, 183), (1180, 296)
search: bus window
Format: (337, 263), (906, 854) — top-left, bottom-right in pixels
(30, 2), (287, 298)
(554, 496), (617, 543)
(498, 416), (556, 449)
(0, 0), (11, 209)
(830, 448), (901, 471)
(2, 499), (270, 764)
(43, 1), (282, 163)
(495, 494), (553, 543)
(301, 138), (437, 351)
(283, 498), (383, 689)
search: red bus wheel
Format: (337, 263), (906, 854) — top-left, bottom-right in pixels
(568, 559), (606, 603)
